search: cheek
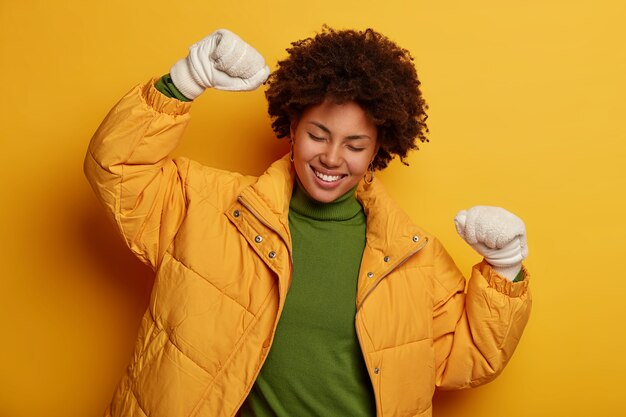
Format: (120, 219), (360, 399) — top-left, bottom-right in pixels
(293, 140), (309, 159)
(293, 135), (326, 166)
(292, 140), (313, 174)
(349, 151), (376, 175)
(352, 161), (370, 176)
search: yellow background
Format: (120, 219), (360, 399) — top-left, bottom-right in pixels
(1, 0), (624, 416)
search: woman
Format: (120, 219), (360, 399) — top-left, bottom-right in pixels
(85, 27), (531, 417)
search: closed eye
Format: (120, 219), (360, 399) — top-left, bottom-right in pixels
(348, 146), (365, 152)
(307, 132), (325, 141)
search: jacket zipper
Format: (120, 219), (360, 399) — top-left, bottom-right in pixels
(237, 196), (292, 260)
(230, 195), (294, 417)
(357, 237), (429, 312)
(354, 236), (429, 416)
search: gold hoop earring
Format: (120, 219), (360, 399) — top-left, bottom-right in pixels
(364, 162), (375, 184)
(289, 140), (294, 162)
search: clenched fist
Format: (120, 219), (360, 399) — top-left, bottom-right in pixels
(170, 29), (270, 99)
(454, 206), (528, 281)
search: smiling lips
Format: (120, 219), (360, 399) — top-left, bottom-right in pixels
(312, 167), (346, 183)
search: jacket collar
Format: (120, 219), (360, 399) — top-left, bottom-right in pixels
(354, 179), (429, 308)
(356, 177), (426, 252)
(236, 154), (295, 247)
(238, 154), (427, 256)
(242, 155), (424, 240)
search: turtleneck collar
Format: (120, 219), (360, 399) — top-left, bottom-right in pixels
(289, 178), (363, 221)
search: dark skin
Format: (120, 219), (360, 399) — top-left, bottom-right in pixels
(265, 26), (429, 171)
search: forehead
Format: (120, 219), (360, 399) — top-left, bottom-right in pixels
(299, 99), (376, 135)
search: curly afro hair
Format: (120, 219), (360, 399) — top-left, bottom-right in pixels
(265, 26), (429, 170)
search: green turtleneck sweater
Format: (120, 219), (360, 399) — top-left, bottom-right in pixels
(239, 181), (376, 416)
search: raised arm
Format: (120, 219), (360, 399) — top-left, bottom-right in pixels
(84, 29), (269, 269)
(432, 206), (531, 389)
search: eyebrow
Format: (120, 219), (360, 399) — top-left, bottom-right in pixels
(307, 121), (373, 140)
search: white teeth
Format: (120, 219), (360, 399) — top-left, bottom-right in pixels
(314, 170), (342, 182)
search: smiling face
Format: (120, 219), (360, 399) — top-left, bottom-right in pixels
(291, 99), (379, 203)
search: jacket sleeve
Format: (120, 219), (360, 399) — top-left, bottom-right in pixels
(84, 79), (192, 269)
(430, 237), (532, 389)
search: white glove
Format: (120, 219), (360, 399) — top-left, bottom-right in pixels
(170, 29), (270, 99)
(454, 206), (528, 281)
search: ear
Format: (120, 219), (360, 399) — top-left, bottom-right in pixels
(371, 143), (381, 164)
(289, 118), (299, 140)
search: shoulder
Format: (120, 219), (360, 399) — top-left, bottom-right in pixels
(173, 157), (257, 210)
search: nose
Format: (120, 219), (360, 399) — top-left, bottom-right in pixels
(319, 143), (342, 168)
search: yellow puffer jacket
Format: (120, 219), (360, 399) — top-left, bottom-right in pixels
(85, 80), (531, 417)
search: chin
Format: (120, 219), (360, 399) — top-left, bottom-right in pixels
(306, 180), (357, 203)
(310, 191), (340, 203)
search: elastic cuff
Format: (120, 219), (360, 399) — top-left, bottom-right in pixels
(155, 74), (192, 102)
(477, 260), (530, 298)
(142, 78), (192, 116)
